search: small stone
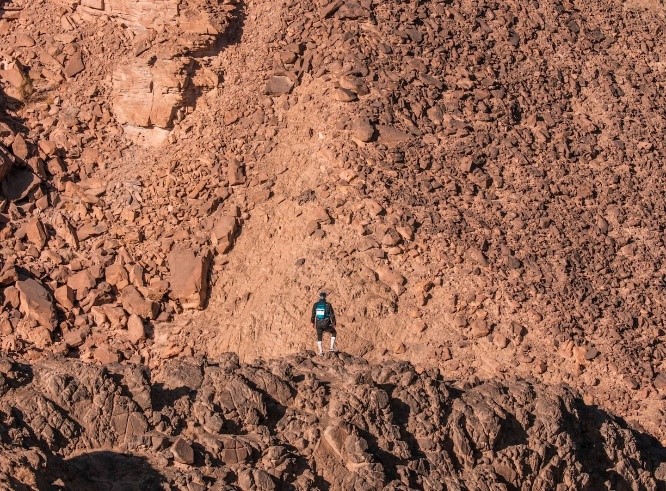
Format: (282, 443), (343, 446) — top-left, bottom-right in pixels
(334, 87), (357, 102)
(171, 437), (195, 465)
(467, 247), (489, 267)
(54, 285), (75, 309)
(25, 218), (47, 249)
(654, 373), (666, 391)
(377, 126), (411, 148)
(584, 347), (599, 361)
(15, 34), (36, 47)
(94, 346), (120, 364)
(364, 199), (384, 216)
(470, 318), (491, 338)
(3, 286), (20, 309)
(121, 285), (159, 319)
(375, 266), (406, 295)
(228, 159), (245, 186)
(211, 215), (238, 253)
(0, 66), (24, 88)
(127, 314), (146, 344)
(67, 268), (97, 293)
(493, 334), (509, 349)
(63, 327), (87, 348)
(264, 75), (294, 95)
(351, 118), (374, 142)
(339, 75), (369, 95)
(11, 134), (29, 160)
(64, 51), (85, 78)
(105, 264), (130, 290)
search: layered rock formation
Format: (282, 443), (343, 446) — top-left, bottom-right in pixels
(1, 353), (664, 490)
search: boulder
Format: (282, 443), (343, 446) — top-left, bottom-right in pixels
(126, 314), (146, 344)
(168, 247), (211, 309)
(211, 215), (238, 253)
(121, 285), (159, 319)
(105, 263), (130, 289)
(16, 278), (57, 330)
(171, 437), (195, 465)
(25, 218), (47, 249)
(67, 268), (97, 293)
(54, 285), (75, 309)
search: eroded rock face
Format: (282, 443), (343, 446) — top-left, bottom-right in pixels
(0, 353), (664, 490)
(48, 0), (235, 133)
(112, 58), (190, 129)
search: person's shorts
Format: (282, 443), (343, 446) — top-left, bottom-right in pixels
(316, 323), (336, 342)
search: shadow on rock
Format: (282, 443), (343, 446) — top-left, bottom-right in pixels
(37, 451), (166, 491)
(570, 398), (666, 490)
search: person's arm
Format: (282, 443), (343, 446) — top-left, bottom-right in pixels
(329, 303), (336, 326)
(311, 303), (316, 324)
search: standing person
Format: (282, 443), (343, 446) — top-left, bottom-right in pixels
(311, 292), (337, 356)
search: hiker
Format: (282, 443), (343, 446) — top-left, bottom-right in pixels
(311, 292), (337, 356)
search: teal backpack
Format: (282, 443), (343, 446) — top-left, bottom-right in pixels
(315, 301), (330, 320)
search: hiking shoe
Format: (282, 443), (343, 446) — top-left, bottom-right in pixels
(329, 349), (337, 353)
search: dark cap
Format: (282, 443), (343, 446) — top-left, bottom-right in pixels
(319, 292), (326, 298)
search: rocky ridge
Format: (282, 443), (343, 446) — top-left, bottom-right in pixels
(1, 352), (665, 490)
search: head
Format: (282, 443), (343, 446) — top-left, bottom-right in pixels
(319, 292), (326, 300)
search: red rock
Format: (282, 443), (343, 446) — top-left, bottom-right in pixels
(106, 264), (130, 289)
(11, 134), (28, 160)
(94, 346), (121, 364)
(63, 327), (87, 348)
(264, 76), (294, 95)
(25, 218), (47, 249)
(470, 319), (491, 338)
(54, 285), (75, 309)
(375, 266), (406, 295)
(121, 285), (158, 319)
(228, 159), (245, 186)
(15, 34), (35, 47)
(67, 268), (97, 293)
(334, 87), (358, 102)
(0, 66), (24, 88)
(168, 247), (211, 309)
(351, 118), (374, 142)
(126, 314), (146, 344)
(64, 51), (85, 78)
(654, 373), (666, 391)
(377, 126), (411, 148)
(171, 437), (195, 464)
(16, 278), (57, 331)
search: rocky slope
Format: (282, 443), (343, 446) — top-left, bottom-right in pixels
(1, 0), (666, 476)
(1, 352), (665, 490)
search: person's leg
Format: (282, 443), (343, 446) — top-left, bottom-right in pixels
(316, 326), (324, 355)
(329, 327), (337, 351)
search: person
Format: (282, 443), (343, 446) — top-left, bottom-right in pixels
(311, 292), (337, 356)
